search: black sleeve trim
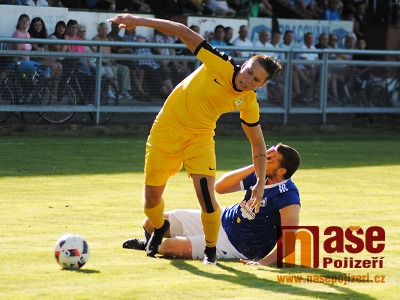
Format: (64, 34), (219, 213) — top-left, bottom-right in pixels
(241, 118), (259, 127)
(193, 40), (208, 56)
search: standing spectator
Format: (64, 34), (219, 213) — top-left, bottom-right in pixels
(324, 0), (341, 20)
(232, 25), (253, 58)
(9, 14), (50, 78)
(28, 17), (63, 96)
(24, 0), (48, 6)
(107, 23), (133, 99)
(353, 2), (367, 39)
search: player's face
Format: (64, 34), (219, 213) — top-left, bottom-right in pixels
(266, 149), (284, 180)
(235, 60), (268, 91)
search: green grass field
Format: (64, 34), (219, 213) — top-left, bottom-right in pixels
(1, 127), (399, 299)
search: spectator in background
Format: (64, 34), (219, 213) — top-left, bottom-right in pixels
(184, 0), (210, 15)
(209, 25), (228, 50)
(24, 0), (48, 6)
(224, 26), (234, 47)
(153, 30), (180, 92)
(28, 17), (63, 96)
(293, 32), (318, 104)
(8, 14), (51, 78)
(232, 25), (253, 58)
(279, 30), (295, 60)
(253, 30), (272, 55)
(268, 31), (282, 60)
(324, 0), (341, 20)
(116, 0), (152, 13)
(353, 2), (367, 39)
(314, 32), (329, 59)
(87, 0), (116, 10)
(48, 20), (70, 54)
(133, 35), (174, 98)
(107, 22), (134, 99)
(205, 0), (236, 16)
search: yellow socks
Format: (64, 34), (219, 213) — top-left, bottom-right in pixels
(144, 198), (165, 229)
(201, 206), (221, 248)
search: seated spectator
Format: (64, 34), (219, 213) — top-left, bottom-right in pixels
(8, 14), (50, 78)
(86, 0), (116, 10)
(184, 0), (210, 15)
(292, 32), (318, 104)
(324, 0), (341, 20)
(314, 32), (329, 59)
(132, 36), (174, 98)
(288, 0), (322, 19)
(91, 22), (120, 99)
(268, 31), (283, 60)
(253, 29), (273, 55)
(353, 2), (367, 39)
(48, 21), (70, 55)
(24, 0), (48, 6)
(107, 22), (133, 99)
(152, 29), (178, 91)
(116, 0), (152, 13)
(209, 25), (229, 54)
(232, 25), (253, 58)
(123, 28), (148, 99)
(205, 0), (236, 16)
(224, 26), (234, 47)
(65, 19), (95, 100)
(28, 17), (63, 89)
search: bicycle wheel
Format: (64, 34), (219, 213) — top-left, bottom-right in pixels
(42, 83), (77, 124)
(0, 83), (14, 123)
(20, 83), (46, 124)
(89, 80), (119, 123)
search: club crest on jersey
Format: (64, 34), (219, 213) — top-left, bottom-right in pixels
(235, 97), (243, 106)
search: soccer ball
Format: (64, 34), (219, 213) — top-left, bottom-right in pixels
(54, 234), (90, 270)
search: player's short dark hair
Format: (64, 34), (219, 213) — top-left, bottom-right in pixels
(276, 143), (301, 179)
(250, 54), (283, 82)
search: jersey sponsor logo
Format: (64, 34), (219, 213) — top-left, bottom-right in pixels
(235, 97), (243, 106)
(214, 78), (223, 86)
(279, 183), (288, 193)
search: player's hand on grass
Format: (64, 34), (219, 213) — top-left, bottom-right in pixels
(107, 14), (138, 30)
(240, 259), (260, 266)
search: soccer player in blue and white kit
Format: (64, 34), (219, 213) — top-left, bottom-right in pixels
(124, 143), (301, 266)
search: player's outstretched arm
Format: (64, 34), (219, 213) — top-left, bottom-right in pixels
(241, 123), (267, 214)
(107, 14), (204, 53)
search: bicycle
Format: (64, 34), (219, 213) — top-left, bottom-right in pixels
(43, 59), (119, 124)
(356, 68), (400, 124)
(0, 59), (51, 124)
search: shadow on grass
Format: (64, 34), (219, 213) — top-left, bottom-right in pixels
(169, 260), (376, 300)
(60, 268), (100, 274)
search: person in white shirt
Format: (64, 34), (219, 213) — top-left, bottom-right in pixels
(232, 25), (253, 58)
(253, 30), (273, 55)
(24, 0), (48, 6)
(293, 32), (318, 104)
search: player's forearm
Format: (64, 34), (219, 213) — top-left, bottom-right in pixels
(252, 143), (267, 183)
(215, 165), (255, 194)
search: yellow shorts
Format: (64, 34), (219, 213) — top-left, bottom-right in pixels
(144, 127), (216, 186)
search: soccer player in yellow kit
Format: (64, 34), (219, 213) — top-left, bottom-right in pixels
(108, 14), (282, 264)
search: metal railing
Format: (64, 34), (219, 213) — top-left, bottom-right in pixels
(1, 37), (399, 125)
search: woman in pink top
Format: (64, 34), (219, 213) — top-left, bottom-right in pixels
(9, 14), (50, 77)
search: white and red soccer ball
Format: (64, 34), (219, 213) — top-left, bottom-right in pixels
(54, 234), (90, 269)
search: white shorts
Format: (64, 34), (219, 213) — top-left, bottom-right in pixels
(168, 208), (247, 260)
